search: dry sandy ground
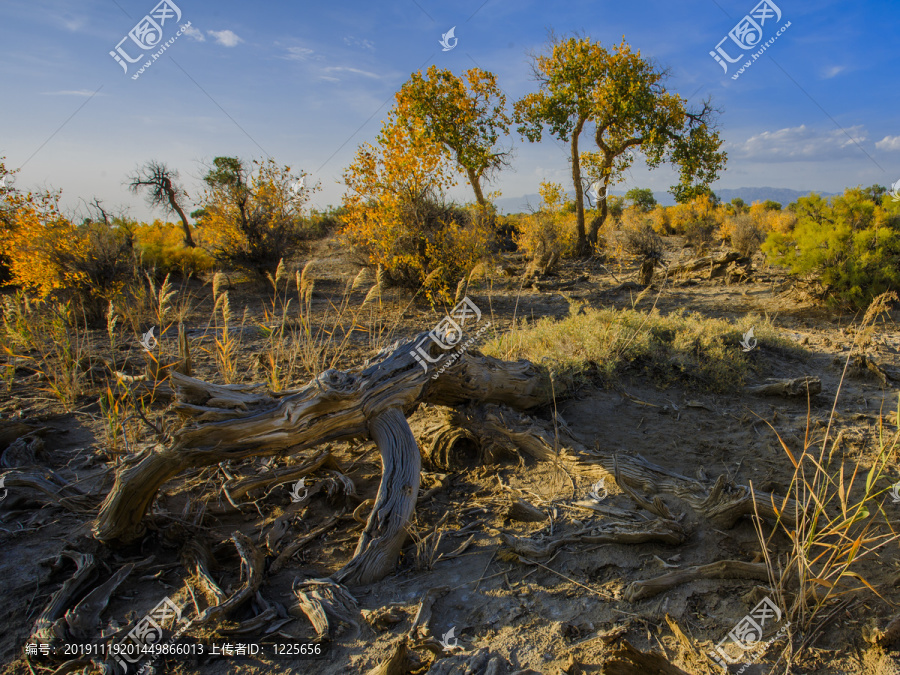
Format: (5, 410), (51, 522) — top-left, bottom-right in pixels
(0, 238), (899, 675)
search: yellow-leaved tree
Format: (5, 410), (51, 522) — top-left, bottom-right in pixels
(341, 107), (491, 302)
(396, 65), (511, 213)
(516, 35), (727, 254)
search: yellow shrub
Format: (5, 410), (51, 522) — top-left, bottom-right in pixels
(0, 191), (86, 297)
(669, 194), (725, 235)
(135, 220), (215, 276)
(748, 201), (796, 234)
(514, 181), (579, 261)
(648, 205), (671, 235)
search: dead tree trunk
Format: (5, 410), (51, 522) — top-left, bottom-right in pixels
(93, 333), (556, 586)
(333, 407), (421, 586)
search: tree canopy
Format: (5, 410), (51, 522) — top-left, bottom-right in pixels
(397, 66), (512, 211)
(516, 34), (726, 254)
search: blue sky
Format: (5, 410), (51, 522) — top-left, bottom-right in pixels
(1, 0), (898, 221)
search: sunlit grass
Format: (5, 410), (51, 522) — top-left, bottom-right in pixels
(482, 302), (796, 392)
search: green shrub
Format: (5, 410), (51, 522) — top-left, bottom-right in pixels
(763, 188), (900, 309)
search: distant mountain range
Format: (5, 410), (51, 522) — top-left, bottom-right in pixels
(494, 187), (837, 213)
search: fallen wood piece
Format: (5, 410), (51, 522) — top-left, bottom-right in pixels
(624, 560), (770, 602)
(292, 578), (361, 641)
(30, 552), (99, 654)
(368, 637), (422, 675)
(1, 433), (46, 468)
(269, 512), (343, 574)
(196, 532), (264, 625)
(64, 563), (133, 640)
(436, 534), (476, 563)
(573, 501), (636, 519)
(614, 458), (675, 520)
(182, 538), (227, 606)
(584, 455), (798, 529)
(0, 421), (42, 451)
(171, 372), (272, 411)
(601, 639), (692, 674)
(667, 251), (744, 279)
(532, 274), (588, 292)
(506, 497), (547, 522)
(501, 518), (687, 560)
(225, 449), (337, 499)
(745, 376), (822, 397)
(408, 586), (449, 642)
(0, 469), (98, 513)
(424, 403), (798, 530)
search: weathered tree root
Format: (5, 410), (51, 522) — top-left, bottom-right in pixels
(421, 402), (798, 530)
(404, 586), (459, 661)
(63, 563), (134, 640)
(292, 578), (362, 641)
(29, 553), (134, 660)
(333, 407), (420, 586)
(195, 532), (264, 624)
(270, 512), (343, 574)
(624, 560), (771, 602)
(94, 334), (554, 587)
(500, 518), (687, 560)
(182, 538), (227, 606)
(29, 552), (98, 652)
(0, 469), (98, 513)
(224, 448), (338, 500)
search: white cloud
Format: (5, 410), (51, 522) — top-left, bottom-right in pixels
(343, 36), (375, 51)
(822, 65), (846, 79)
(183, 25), (205, 42)
(41, 90), (103, 97)
(283, 46), (315, 61)
(876, 135), (900, 151)
(208, 29), (243, 47)
(732, 124), (869, 161)
(322, 66), (381, 79)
